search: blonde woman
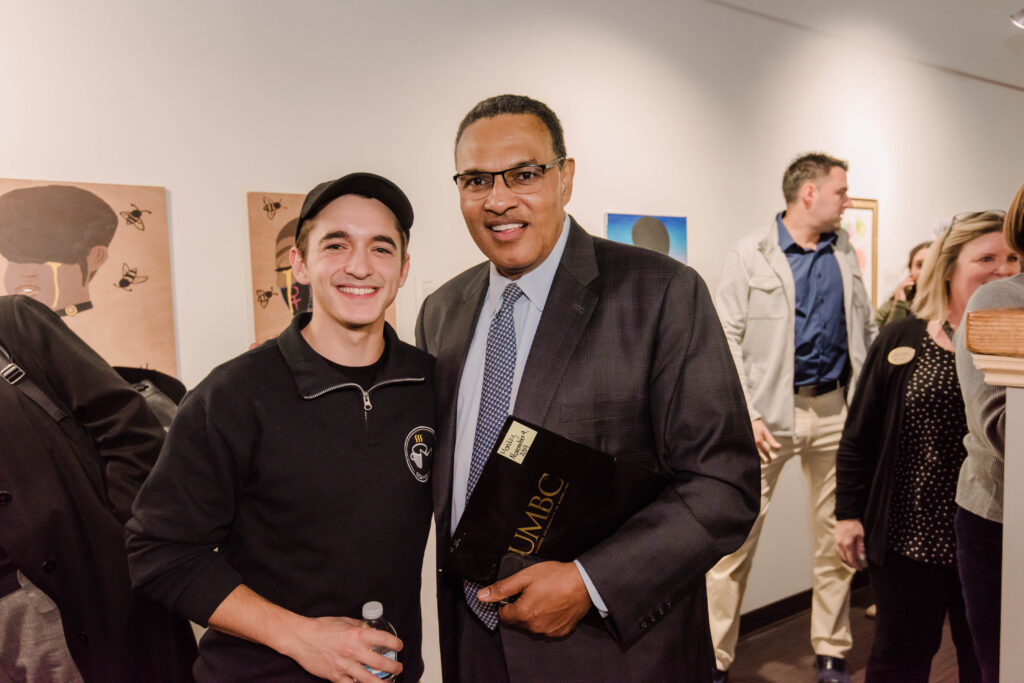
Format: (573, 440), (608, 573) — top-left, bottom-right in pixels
(834, 211), (1019, 682)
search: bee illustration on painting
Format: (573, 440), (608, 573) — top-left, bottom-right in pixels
(115, 263), (149, 291)
(256, 288), (275, 308)
(120, 204), (152, 231)
(262, 197), (286, 220)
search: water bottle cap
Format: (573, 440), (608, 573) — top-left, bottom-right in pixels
(362, 601), (383, 620)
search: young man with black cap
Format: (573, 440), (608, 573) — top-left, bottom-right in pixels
(126, 173), (436, 683)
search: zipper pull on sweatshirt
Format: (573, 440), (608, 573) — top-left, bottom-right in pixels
(362, 390), (372, 411)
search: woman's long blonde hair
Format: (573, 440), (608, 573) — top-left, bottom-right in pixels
(1005, 183), (1024, 255)
(911, 210), (1005, 322)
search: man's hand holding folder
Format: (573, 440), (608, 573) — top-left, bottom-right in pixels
(447, 417), (668, 636)
(476, 560), (592, 637)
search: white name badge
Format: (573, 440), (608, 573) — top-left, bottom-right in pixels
(887, 346), (916, 365)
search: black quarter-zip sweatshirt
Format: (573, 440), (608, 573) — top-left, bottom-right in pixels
(126, 313), (436, 682)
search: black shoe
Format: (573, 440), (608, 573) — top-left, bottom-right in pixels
(815, 655), (851, 683)
(712, 667), (728, 683)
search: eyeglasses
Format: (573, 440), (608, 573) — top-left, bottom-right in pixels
(949, 210), (1006, 230)
(453, 157), (566, 197)
(934, 210), (1007, 252)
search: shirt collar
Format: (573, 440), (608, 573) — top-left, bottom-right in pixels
(776, 213), (796, 251)
(278, 313), (419, 398)
(776, 212), (838, 253)
(484, 214), (570, 316)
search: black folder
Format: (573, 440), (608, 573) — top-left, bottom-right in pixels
(446, 416), (669, 584)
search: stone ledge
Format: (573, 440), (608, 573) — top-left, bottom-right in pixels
(971, 354), (1024, 389)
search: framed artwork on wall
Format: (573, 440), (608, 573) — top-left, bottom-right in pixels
(605, 213), (688, 264)
(841, 198), (878, 308)
(0, 177), (177, 375)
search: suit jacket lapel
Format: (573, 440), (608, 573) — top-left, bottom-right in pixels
(515, 218), (599, 425)
(434, 264), (488, 532)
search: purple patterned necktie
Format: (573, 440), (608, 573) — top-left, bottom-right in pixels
(464, 282), (523, 630)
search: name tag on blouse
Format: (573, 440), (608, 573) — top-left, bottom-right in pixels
(888, 347), (916, 365)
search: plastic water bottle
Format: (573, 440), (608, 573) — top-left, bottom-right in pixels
(361, 601), (398, 681)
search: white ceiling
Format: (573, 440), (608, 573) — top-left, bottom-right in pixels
(705, 0), (1024, 91)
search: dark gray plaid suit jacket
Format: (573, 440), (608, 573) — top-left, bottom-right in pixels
(416, 218), (759, 682)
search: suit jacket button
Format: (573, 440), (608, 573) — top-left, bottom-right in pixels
(0, 491), (11, 505)
(42, 559), (56, 572)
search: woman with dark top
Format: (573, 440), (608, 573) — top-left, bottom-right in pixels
(874, 240), (932, 329)
(953, 184), (1024, 683)
(833, 210), (1020, 682)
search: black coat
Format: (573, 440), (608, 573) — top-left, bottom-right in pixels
(835, 316), (929, 565)
(0, 295), (196, 682)
(126, 315), (435, 682)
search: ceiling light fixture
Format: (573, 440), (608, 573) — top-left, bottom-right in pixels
(1013, 8), (1024, 28)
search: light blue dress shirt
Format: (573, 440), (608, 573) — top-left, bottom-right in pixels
(452, 215), (609, 616)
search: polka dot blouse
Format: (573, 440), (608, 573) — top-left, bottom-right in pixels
(886, 331), (967, 566)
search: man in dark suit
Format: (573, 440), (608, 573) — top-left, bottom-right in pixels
(416, 94), (760, 682)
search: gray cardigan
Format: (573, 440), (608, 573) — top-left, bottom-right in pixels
(954, 273), (1024, 523)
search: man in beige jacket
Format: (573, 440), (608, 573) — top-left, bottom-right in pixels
(708, 153), (876, 683)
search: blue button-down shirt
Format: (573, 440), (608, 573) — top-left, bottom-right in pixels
(777, 214), (848, 387)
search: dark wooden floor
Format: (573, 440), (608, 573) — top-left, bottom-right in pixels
(728, 586), (960, 682)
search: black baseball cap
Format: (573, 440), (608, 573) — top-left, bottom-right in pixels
(296, 172), (414, 241)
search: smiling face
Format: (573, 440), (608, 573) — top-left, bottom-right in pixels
(948, 230), (1021, 311)
(290, 194), (409, 334)
(454, 114), (574, 280)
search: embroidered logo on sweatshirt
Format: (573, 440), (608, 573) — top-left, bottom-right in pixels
(404, 426), (435, 483)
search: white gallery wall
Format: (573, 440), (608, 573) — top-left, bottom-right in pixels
(3, 0), (1022, 672)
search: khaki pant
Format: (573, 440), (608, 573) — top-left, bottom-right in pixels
(706, 388), (854, 670)
(0, 572), (83, 683)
